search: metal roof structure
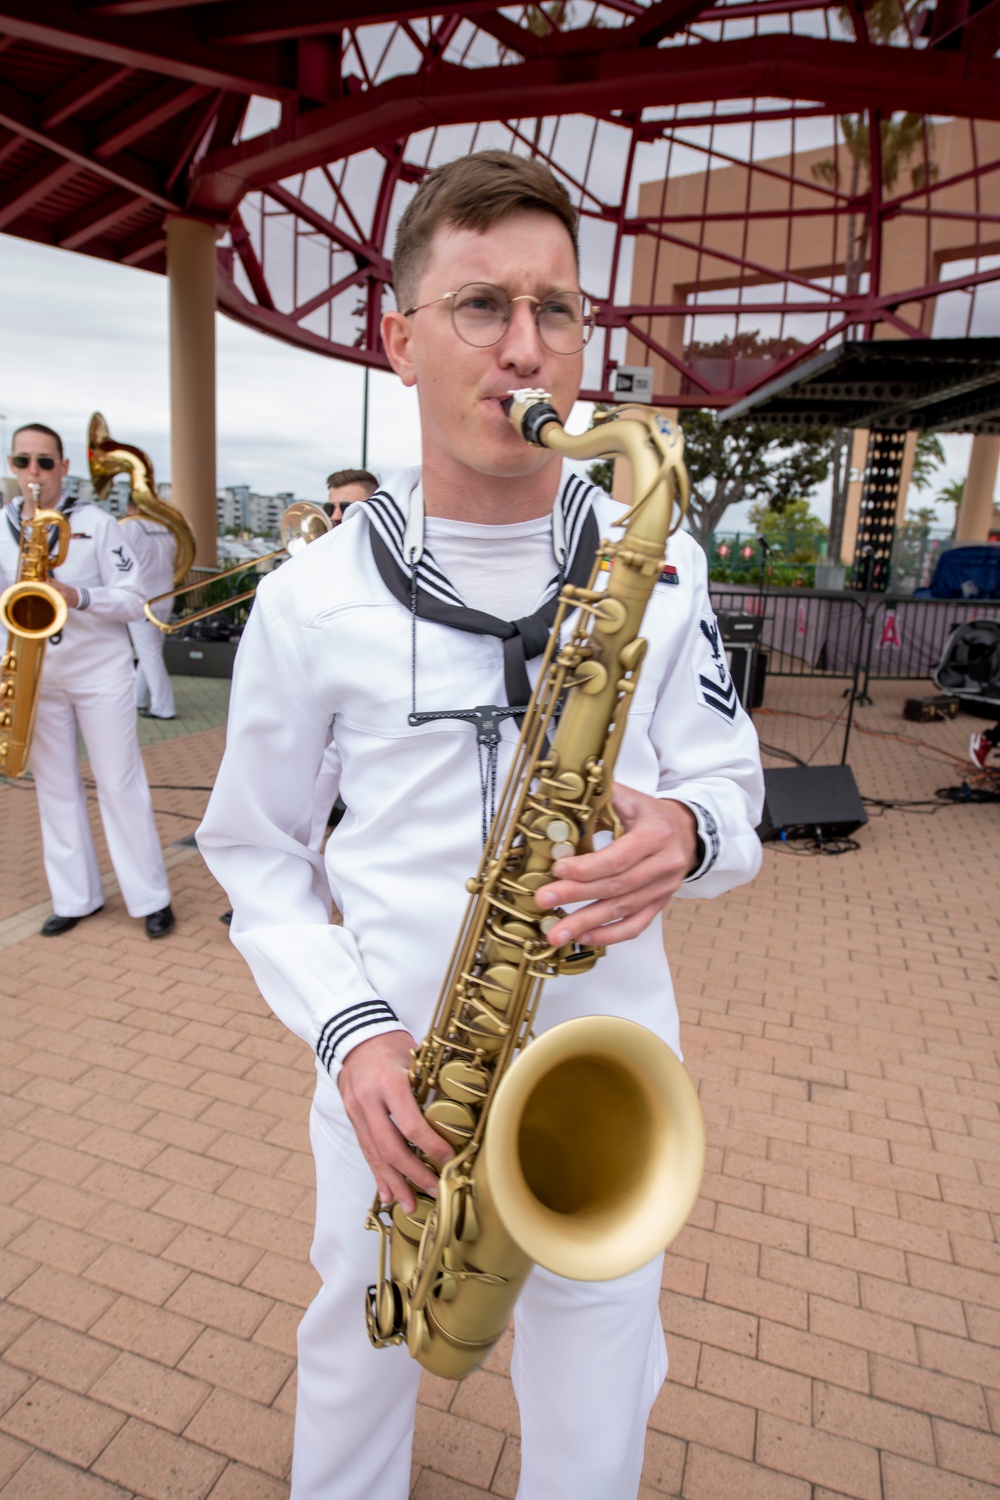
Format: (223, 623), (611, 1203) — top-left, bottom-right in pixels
(722, 336), (1000, 433)
(1, 2), (998, 406)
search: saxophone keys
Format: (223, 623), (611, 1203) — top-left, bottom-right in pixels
(549, 842), (576, 860)
(544, 818), (573, 843)
(461, 1012), (506, 1057)
(619, 637), (647, 672)
(375, 1278), (403, 1340)
(424, 1098), (477, 1149)
(594, 596), (628, 634)
(540, 769), (586, 800)
(406, 1306), (431, 1358)
(575, 660), (608, 695)
(480, 963), (519, 1010)
(438, 1059), (490, 1105)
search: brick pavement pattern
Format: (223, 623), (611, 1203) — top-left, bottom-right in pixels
(0, 671), (998, 1499)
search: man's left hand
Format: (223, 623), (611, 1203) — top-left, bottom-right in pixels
(535, 784), (699, 948)
(49, 581), (79, 609)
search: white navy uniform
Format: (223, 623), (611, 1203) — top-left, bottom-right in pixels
(123, 514), (177, 719)
(0, 496), (172, 919)
(198, 464), (764, 1500)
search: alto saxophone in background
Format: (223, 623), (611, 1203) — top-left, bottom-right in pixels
(0, 484), (71, 779)
(365, 391), (706, 1380)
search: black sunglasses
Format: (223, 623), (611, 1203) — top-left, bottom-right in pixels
(11, 454), (57, 470)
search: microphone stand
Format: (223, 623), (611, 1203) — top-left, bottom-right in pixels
(842, 546), (874, 763)
(756, 535), (771, 623)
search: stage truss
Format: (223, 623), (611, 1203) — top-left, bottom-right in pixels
(0, 1), (998, 406)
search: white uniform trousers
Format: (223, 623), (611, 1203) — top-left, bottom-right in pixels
(292, 1078), (668, 1500)
(129, 613), (175, 719)
(30, 675), (172, 919)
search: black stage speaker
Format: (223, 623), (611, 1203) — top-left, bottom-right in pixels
(726, 644), (767, 712)
(717, 610), (763, 645)
(757, 764), (868, 842)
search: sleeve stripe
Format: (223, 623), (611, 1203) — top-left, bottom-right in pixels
(317, 1000), (400, 1069)
(684, 800), (720, 881)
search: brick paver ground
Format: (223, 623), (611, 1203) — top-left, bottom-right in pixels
(1, 668), (997, 1499)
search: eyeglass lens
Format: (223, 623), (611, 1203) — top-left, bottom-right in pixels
(12, 454), (56, 470)
(451, 283), (591, 353)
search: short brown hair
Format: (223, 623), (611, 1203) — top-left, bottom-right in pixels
(325, 468), (378, 495)
(12, 422), (64, 460)
(392, 150), (579, 310)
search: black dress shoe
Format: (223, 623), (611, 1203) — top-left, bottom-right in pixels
(138, 708), (175, 720)
(145, 904), (175, 939)
(40, 906), (103, 937)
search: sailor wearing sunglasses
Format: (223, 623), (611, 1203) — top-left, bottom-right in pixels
(2, 422), (174, 940)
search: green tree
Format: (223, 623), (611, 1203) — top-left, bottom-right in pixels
(909, 433), (946, 492)
(681, 409), (833, 546)
(747, 497), (827, 536)
(935, 477), (964, 535)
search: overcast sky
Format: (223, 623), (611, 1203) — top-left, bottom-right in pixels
(1, 230), (973, 530)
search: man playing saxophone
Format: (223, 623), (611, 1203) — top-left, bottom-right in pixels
(198, 151), (763, 1500)
(2, 422), (174, 939)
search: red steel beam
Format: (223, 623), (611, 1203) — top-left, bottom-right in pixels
(90, 81), (208, 158)
(263, 182), (393, 280)
(0, 156), (78, 229)
(0, 3), (298, 98)
(55, 185), (144, 249)
(0, 77), (174, 207)
(187, 34), (1000, 216)
(40, 61), (133, 130)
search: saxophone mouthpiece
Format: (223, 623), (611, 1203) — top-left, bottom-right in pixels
(504, 389), (561, 447)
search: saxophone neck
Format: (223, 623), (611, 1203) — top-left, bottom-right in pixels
(503, 390), (688, 542)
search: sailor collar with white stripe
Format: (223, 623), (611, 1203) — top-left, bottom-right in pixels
(361, 462), (599, 609)
(3, 490), (76, 550)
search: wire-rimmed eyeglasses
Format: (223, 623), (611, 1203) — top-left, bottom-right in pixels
(403, 282), (596, 355)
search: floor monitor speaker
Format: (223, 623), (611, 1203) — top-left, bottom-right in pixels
(757, 764), (867, 842)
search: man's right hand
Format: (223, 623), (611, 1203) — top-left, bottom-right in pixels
(338, 1030), (455, 1213)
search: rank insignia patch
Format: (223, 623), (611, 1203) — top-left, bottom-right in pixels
(694, 616), (738, 722)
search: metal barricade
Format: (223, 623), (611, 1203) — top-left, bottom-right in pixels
(709, 586), (1000, 686)
(862, 597), (1000, 692)
(710, 586), (865, 678)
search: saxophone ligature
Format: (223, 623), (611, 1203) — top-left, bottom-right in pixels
(364, 391), (706, 1380)
(0, 483), (71, 778)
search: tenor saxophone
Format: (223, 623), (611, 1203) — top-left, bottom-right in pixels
(0, 486), (71, 779)
(365, 392), (706, 1380)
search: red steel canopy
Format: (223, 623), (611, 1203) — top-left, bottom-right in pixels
(1, 2), (998, 405)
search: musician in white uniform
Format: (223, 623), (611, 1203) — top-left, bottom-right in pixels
(198, 153), (764, 1500)
(123, 496), (177, 720)
(2, 422), (175, 939)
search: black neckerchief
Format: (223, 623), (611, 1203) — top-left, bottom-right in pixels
(364, 473), (600, 710)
